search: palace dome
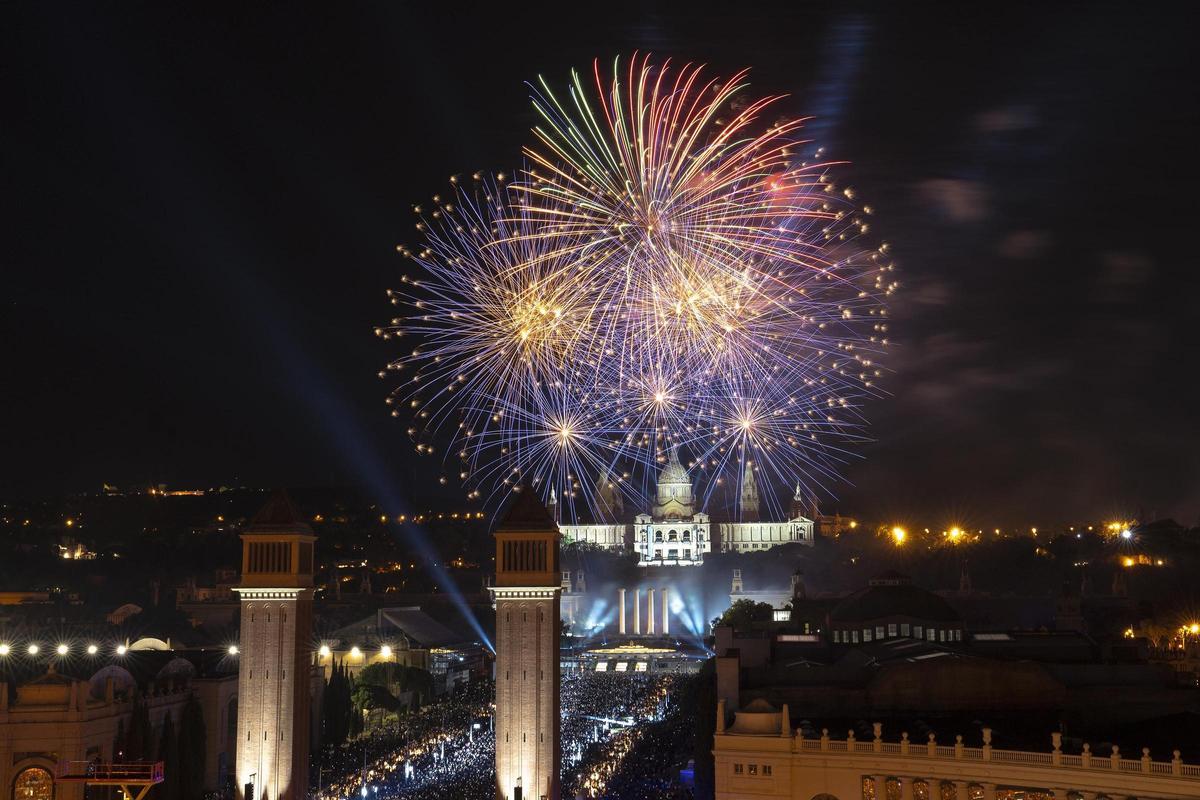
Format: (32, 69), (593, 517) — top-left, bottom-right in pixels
(658, 447), (690, 485)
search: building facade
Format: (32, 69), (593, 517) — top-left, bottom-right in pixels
(491, 490), (561, 800)
(713, 703), (1200, 799)
(0, 662), (239, 800)
(234, 492), (316, 800)
(558, 452), (814, 566)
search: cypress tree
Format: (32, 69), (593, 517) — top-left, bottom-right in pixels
(125, 694), (152, 762)
(157, 711), (180, 800)
(177, 694), (207, 800)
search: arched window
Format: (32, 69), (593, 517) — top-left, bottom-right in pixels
(13, 767), (54, 800)
(911, 780), (929, 800)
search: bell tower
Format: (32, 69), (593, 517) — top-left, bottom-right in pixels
(235, 491), (316, 800)
(491, 488), (561, 800)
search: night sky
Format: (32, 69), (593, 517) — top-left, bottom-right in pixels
(5, 3), (1197, 526)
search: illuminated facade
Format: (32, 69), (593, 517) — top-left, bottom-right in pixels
(714, 703), (1200, 799)
(491, 490), (561, 800)
(0, 661), (238, 800)
(234, 493), (316, 800)
(559, 451), (814, 566)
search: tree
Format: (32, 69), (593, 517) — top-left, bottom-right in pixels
(712, 598), (774, 631)
(124, 694), (152, 761)
(157, 710), (180, 800)
(177, 694), (207, 800)
(114, 717), (126, 761)
(321, 660), (353, 745)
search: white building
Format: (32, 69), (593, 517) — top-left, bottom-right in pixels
(557, 450), (814, 566)
(714, 700), (1200, 800)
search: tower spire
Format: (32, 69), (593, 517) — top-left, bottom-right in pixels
(740, 461), (761, 522)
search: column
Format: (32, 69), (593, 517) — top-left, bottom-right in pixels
(874, 775), (888, 800)
(634, 589), (641, 635)
(981, 782), (997, 800)
(661, 588), (669, 635)
(647, 587), (655, 635)
(618, 588), (626, 634)
(953, 780), (970, 800)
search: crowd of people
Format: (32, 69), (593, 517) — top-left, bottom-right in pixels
(312, 671), (698, 799)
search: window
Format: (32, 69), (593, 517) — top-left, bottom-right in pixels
(863, 628), (873, 642)
(748, 764), (758, 776)
(914, 625), (923, 638)
(852, 630), (860, 643)
(875, 626), (885, 640)
(901, 623), (911, 637)
(833, 630), (841, 643)
(733, 763), (744, 775)
(927, 627), (936, 641)
(762, 765), (773, 776)
(887, 624), (897, 637)
(954, 629), (962, 641)
(13, 767), (54, 800)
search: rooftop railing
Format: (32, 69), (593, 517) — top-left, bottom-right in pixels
(791, 727), (1199, 779)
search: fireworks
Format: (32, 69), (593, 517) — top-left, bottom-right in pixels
(381, 56), (894, 520)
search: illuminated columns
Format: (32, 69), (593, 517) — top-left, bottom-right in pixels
(661, 588), (669, 635)
(634, 589), (641, 635)
(618, 588), (626, 634)
(647, 587), (655, 635)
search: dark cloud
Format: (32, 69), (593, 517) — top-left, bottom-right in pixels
(916, 178), (990, 224)
(997, 230), (1052, 260)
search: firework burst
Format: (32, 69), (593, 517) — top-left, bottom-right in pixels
(380, 56), (895, 520)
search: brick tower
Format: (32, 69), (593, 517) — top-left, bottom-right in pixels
(234, 491), (316, 800)
(491, 488), (561, 800)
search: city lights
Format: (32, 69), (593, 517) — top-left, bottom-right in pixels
(0, 643), (9, 656)
(56, 643), (69, 656)
(380, 644), (393, 658)
(228, 645), (239, 656)
(319, 644), (331, 658)
(87, 644), (98, 655)
(116, 644), (128, 656)
(350, 646), (363, 659)
(891, 526), (907, 545)
(27, 644), (39, 655)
